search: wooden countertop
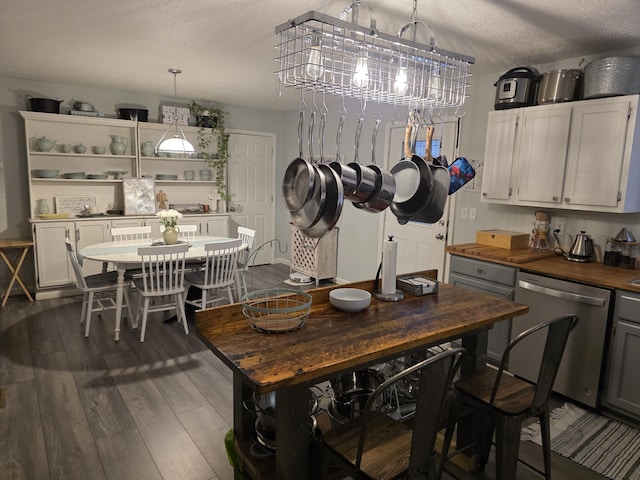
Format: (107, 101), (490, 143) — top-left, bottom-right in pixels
(196, 270), (529, 393)
(447, 244), (640, 292)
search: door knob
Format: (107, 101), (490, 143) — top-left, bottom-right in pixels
(435, 233), (444, 240)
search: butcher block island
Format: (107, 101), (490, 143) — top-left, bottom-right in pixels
(196, 270), (528, 480)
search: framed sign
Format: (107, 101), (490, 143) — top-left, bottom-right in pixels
(55, 196), (97, 214)
(123, 178), (156, 215)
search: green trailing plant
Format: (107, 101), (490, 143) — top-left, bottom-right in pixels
(190, 101), (231, 202)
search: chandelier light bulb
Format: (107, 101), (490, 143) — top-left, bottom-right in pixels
(305, 45), (324, 80)
(394, 66), (408, 94)
(352, 56), (369, 88)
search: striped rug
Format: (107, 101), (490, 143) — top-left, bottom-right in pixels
(521, 403), (640, 480)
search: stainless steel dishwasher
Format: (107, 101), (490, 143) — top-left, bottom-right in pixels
(511, 271), (612, 408)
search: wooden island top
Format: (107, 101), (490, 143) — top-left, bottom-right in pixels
(196, 270), (529, 393)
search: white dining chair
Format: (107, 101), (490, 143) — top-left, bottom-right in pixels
(65, 238), (131, 337)
(235, 226), (256, 300)
(111, 225), (152, 242)
(133, 243), (190, 342)
(184, 239), (242, 310)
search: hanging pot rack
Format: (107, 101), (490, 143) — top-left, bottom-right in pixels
(275, 1), (475, 110)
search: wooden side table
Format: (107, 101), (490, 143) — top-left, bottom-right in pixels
(0, 239), (34, 307)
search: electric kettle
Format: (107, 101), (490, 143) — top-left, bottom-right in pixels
(567, 231), (595, 262)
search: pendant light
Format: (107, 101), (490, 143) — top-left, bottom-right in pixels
(155, 68), (195, 155)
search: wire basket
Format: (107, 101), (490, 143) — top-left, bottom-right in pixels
(242, 288), (313, 333)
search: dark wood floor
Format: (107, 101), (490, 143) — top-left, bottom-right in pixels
(0, 263), (606, 480)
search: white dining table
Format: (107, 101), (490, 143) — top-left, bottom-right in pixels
(80, 236), (243, 341)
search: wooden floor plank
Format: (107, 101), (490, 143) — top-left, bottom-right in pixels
(127, 333), (209, 415)
(0, 308), (34, 385)
(95, 427), (164, 480)
(103, 350), (214, 480)
(0, 379), (50, 480)
(63, 331), (137, 438)
(34, 350), (107, 480)
(178, 404), (235, 480)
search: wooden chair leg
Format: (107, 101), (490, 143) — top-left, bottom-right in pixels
(539, 408), (552, 480)
(139, 298), (150, 342)
(494, 414), (522, 480)
(80, 292), (89, 325)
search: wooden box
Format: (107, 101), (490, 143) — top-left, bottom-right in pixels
(476, 230), (530, 250)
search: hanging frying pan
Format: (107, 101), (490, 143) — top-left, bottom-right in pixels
(354, 117), (396, 213)
(299, 164), (344, 238)
(389, 123), (434, 224)
(348, 116), (378, 204)
(283, 110), (315, 212)
(329, 114), (359, 197)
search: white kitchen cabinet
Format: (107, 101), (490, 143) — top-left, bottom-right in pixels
(481, 94), (640, 213)
(562, 97), (636, 210)
(33, 219), (112, 289)
(196, 215), (230, 237)
(33, 221), (74, 288)
(481, 109), (520, 202)
(515, 104), (572, 203)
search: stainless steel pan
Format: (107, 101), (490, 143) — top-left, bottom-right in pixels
(299, 163), (344, 238)
(283, 110), (315, 212)
(354, 117), (396, 213)
(389, 123), (434, 224)
(329, 114), (359, 197)
(348, 117), (378, 203)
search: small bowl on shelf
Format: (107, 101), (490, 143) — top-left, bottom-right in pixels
(92, 146), (106, 154)
(329, 288), (371, 312)
(63, 172), (86, 179)
(31, 169), (59, 178)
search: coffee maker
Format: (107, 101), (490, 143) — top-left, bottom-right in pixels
(530, 211), (550, 250)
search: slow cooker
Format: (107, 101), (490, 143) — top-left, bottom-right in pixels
(494, 67), (540, 110)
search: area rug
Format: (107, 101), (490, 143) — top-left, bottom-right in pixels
(521, 403), (640, 479)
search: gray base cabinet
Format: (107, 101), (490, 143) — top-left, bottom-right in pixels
(604, 290), (640, 419)
(449, 256), (517, 365)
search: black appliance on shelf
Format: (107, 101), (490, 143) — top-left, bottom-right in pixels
(494, 66), (540, 110)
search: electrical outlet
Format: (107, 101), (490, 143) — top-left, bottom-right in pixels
(553, 220), (565, 235)
(469, 207), (477, 221)
(460, 207), (468, 219)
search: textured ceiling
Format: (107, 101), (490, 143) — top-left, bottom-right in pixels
(1, 0), (639, 111)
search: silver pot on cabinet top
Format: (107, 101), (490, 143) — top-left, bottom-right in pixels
(537, 69), (583, 104)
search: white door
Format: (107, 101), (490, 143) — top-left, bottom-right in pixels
(383, 120), (458, 281)
(227, 131), (275, 266)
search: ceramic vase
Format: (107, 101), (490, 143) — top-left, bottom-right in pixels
(163, 226), (179, 245)
(109, 135), (128, 155)
(217, 199), (227, 213)
(36, 199), (50, 215)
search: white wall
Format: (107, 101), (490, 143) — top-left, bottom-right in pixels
(452, 46), (640, 262)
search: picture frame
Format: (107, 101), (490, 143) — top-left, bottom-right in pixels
(123, 178), (156, 215)
(55, 196), (97, 214)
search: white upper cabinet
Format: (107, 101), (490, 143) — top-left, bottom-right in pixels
(562, 98), (633, 209)
(515, 104), (572, 204)
(481, 94), (640, 213)
(481, 109), (519, 202)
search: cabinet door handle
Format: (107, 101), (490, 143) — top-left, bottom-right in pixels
(518, 280), (605, 306)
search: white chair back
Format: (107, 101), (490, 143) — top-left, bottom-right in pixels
(137, 243), (189, 295)
(203, 239), (243, 289)
(237, 226), (256, 267)
(65, 238), (88, 290)
(111, 226), (152, 242)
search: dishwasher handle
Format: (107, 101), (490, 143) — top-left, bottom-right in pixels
(518, 280), (606, 306)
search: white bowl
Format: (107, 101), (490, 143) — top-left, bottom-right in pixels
(329, 288), (371, 312)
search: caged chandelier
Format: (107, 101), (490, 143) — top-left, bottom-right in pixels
(274, 0), (475, 110)
(156, 68), (195, 155)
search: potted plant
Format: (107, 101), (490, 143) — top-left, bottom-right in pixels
(190, 101), (231, 210)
